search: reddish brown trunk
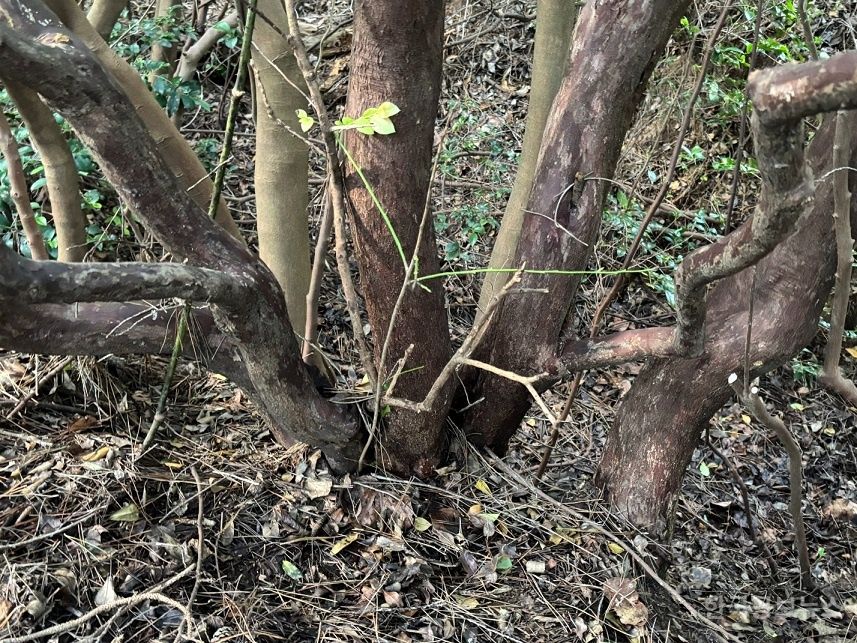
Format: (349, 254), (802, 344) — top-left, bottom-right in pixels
(596, 120), (848, 527)
(343, 0), (452, 476)
(462, 0), (691, 450)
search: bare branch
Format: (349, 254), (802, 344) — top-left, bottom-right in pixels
(0, 246), (243, 305)
(589, 0), (734, 334)
(729, 375), (813, 588)
(4, 80), (87, 261)
(175, 12), (240, 82)
(819, 110), (857, 406)
(0, 301), (254, 392)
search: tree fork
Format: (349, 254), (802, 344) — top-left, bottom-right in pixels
(463, 0), (692, 449)
(596, 115), (855, 528)
(0, 0), (361, 467)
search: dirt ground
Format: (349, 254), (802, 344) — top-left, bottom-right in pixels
(2, 0), (856, 641)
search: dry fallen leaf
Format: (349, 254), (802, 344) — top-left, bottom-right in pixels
(94, 576), (117, 606)
(108, 503), (140, 522)
(603, 577), (649, 628)
(822, 498), (857, 522)
(330, 531), (360, 555)
(304, 476), (333, 499)
(0, 598), (12, 629)
(81, 445), (110, 462)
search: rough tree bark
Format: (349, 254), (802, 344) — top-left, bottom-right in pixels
(596, 116), (851, 527)
(342, 0), (452, 476)
(4, 80), (88, 261)
(463, 0), (691, 449)
(251, 0), (311, 340)
(477, 0), (578, 316)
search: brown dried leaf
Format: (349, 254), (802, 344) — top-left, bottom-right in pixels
(602, 577), (648, 627)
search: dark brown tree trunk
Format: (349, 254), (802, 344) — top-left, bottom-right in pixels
(343, 0), (452, 476)
(596, 119), (849, 528)
(462, 0), (691, 450)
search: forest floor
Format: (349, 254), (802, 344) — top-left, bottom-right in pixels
(1, 0), (857, 642)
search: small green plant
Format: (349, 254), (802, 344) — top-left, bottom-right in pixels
(113, 7), (209, 116)
(603, 190), (724, 308)
(0, 88), (125, 258)
(296, 101), (401, 136)
(790, 348), (820, 386)
(212, 19), (240, 49)
(434, 202), (498, 262)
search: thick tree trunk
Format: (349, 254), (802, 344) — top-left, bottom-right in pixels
(251, 0), (311, 342)
(596, 119), (848, 528)
(477, 0), (578, 317)
(463, 0), (691, 450)
(342, 0), (452, 476)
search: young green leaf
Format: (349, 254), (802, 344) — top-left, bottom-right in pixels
(377, 101), (400, 117)
(295, 109), (315, 133)
(371, 116), (396, 135)
(281, 559), (303, 581)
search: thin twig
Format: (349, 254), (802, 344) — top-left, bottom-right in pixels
(0, 507), (102, 551)
(704, 427), (781, 580)
(486, 451), (743, 643)
(535, 371), (582, 479)
(797, 0), (819, 61)
(729, 375), (813, 588)
(282, 0), (377, 386)
(303, 189), (334, 363)
(381, 270), (526, 415)
(174, 466), (206, 642)
(0, 593), (190, 643)
(6, 357), (73, 421)
(724, 0), (764, 233)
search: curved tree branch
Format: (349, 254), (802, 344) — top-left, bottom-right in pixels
(0, 0), (361, 467)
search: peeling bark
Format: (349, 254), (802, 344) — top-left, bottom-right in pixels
(463, 0), (691, 449)
(596, 118), (849, 528)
